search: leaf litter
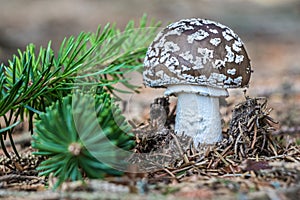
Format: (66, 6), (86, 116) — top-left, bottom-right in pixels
(131, 95), (300, 197)
(0, 95), (299, 199)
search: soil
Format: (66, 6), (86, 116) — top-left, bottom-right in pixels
(1, 0), (300, 199)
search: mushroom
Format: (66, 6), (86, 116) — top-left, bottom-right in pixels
(143, 18), (252, 145)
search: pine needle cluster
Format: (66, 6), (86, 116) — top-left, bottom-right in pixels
(32, 91), (135, 188)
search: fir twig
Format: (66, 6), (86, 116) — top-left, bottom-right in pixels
(0, 15), (161, 157)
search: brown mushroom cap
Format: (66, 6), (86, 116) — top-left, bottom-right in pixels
(143, 18), (252, 89)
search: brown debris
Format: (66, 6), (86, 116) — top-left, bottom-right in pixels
(131, 96), (300, 193)
(228, 97), (281, 159)
(0, 95), (299, 197)
(0, 148), (46, 190)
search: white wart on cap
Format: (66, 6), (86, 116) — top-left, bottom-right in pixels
(143, 18), (252, 145)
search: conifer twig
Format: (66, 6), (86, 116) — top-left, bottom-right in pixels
(0, 15), (161, 157)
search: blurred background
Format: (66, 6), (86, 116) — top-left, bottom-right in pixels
(0, 0), (299, 122)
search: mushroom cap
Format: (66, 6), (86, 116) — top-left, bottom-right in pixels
(143, 18), (252, 89)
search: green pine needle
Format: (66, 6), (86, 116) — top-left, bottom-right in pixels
(32, 91), (135, 188)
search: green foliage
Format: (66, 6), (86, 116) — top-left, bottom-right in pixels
(0, 15), (161, 157)
(32, 91), (135, 188)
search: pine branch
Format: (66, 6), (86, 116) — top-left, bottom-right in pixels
(0, 15), (161, 157)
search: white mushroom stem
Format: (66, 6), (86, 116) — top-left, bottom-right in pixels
(165, 85), (228, 146)
(176, 93), (222, 145)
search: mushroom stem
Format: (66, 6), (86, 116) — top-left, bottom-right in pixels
(175, 92), (223, 146)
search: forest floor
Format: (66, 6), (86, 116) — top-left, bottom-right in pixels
(1, 88), (299, 200)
